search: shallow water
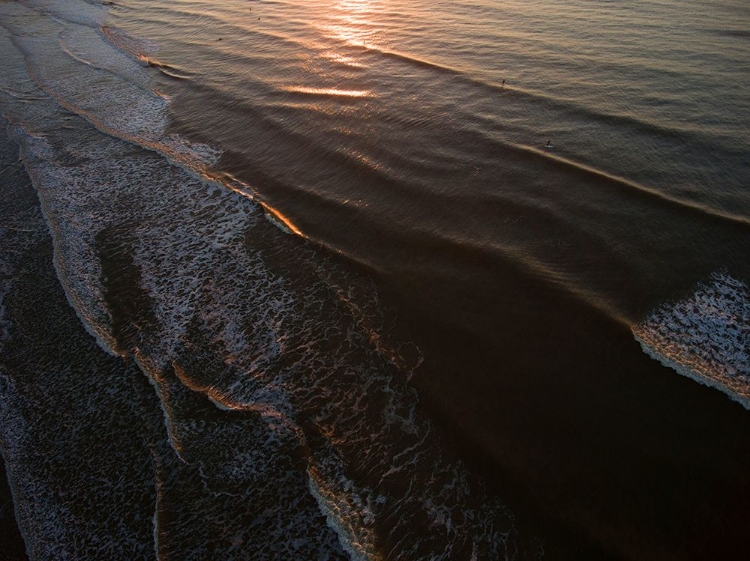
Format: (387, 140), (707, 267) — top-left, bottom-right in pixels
(1, 0), (749, 559)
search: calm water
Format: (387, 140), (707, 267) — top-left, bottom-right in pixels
(1, 0), (749, 559)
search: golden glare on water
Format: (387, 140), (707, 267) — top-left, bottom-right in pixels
(284, 86), (372, 98)
(325, 0), (382, 47)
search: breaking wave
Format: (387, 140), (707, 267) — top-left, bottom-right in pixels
(634, 272), (750, 409)
(0, 1), (542, 559)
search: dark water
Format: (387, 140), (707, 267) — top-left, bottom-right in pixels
(0, 122), (29, 561)
(1, 0), (749, 559)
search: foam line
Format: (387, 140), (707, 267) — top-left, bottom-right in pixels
(1, 2), (539, 558)
(634, 272), (750, 409)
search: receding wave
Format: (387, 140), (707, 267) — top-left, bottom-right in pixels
(0, 2), (541, 558)
(633, 273), (750, 409)
(2, 1), (219, 174)
(0, 113), (157, 561)
(5, 74), (532, 561)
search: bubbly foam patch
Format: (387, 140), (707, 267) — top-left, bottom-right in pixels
(634, 273), (750, 409)
(3, 87), (533, 561)
(1, 2), (542, 558)
(59, 22), (152, 90)
(135, 349), (350, 560)
(0, 118), (157, 561)
(1, 45), (361, 558)
(0, 97), (54, 351)
(307, 467), (379, 561)
(1, 0), (221, 172)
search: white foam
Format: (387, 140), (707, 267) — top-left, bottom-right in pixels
(0, 340), (157, 560)
(1, 3), (536, 558)
(307, 468), (378, 561)
(634, 272), (750, 408)
(1, 26), (122, 358)
(1, 44), (347, 557)
(12, 125), (121, 355)
(59, 22), (152, 90)
(3, 0), (221, 172)
(144, 359), (347, 560)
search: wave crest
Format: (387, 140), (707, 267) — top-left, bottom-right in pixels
(634, 272), (750, 408)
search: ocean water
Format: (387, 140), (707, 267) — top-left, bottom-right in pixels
(0, 0), (749, 559)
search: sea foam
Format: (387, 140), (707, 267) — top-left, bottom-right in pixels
(2, 0), (221, 172)
(633, 272), (750, 409)
(1, 1), (539, 558)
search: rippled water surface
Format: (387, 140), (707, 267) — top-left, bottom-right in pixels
(1, 0), (749, 559)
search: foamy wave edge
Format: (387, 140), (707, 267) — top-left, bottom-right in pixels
(633, 272), (750, 409)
